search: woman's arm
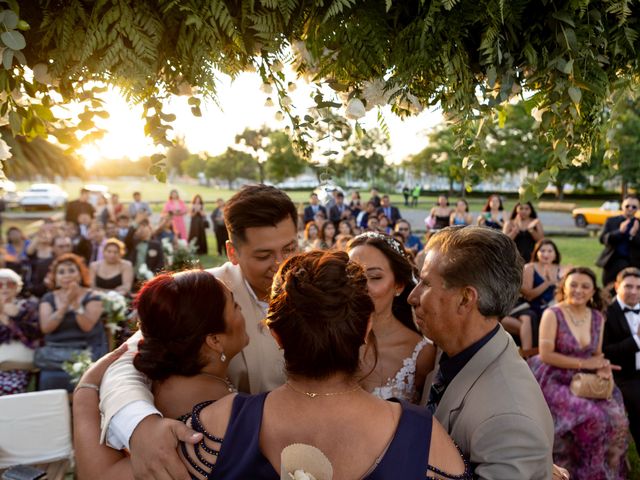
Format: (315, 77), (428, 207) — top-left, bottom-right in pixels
(117, 261), (134, 294)
(539, 308), (606, 370)
(39, 297), (67, 334)
(529, 219), (544, 241)
(503, 220), (518, 239)
(73, 344), (133, 480)
(75, 295), (104, 333)
(89, 262), (98, 290)
(521, 264), (552, 301)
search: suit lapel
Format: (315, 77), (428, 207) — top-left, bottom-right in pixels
(435, 327), (510, 431)
(609, 301), (633, 337)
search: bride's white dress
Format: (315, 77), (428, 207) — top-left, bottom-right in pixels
(372, 337), (430, 404)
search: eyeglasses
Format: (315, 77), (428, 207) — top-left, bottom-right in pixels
(397, 228), (409, 232)
(624, 204), (638, 210)
(0, 280), (17, 288)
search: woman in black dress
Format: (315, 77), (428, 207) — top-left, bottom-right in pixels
(503, 202), (544, 262)
(188, 194), (208, 255)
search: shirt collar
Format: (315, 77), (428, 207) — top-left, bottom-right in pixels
(243, 278), (269, 315)
(438, 323), (500, 385)
(617, 296), (640, 312)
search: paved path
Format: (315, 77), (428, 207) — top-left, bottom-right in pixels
(399, 207), (587, 236)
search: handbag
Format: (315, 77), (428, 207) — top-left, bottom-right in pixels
(0, 341), (35, 370)
(570, 372), (614, 400)
(33, 343), (91, 371)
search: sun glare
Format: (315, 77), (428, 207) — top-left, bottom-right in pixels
(76, 73), (442, 172)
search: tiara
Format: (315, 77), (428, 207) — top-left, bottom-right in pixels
(355, 231), (406, 257)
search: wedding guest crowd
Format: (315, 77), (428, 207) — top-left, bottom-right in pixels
(2, 184), (640, 480)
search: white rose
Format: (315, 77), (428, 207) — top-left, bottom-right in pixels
(0, 138), (12, 161)
(345, 98), (366, 120)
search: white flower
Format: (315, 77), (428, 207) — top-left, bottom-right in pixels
(72, 362), (83, 373)
(138, 264), (154, 280)
(281, 96), (292, 107)
(287, 82), (297, 92)
(271, 60), (284, 72)
(291, 40), (313, 69)
(32, 63), (53, 85)
(275, 111), (285, 121)
(0, 138), (12, 161)
(260, 83), (274, 94)
(397, 93), (423, 114)
(362, 79), (390, 110)
(265, 97), (274, 107)
(345, 98), (366, 120)
(531, 107), (545, 123)
(288, 470), (316, 480)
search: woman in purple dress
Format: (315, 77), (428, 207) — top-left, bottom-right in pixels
(528, 267), (628, 479)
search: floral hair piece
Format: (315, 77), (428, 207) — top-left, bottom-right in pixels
(355, 231), (406, 258)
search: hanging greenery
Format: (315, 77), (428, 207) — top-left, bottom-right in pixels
(2, 0), (639, 196)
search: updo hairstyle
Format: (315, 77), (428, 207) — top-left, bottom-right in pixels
(133, 270), (227, 381)
(266, 250), (374, 379)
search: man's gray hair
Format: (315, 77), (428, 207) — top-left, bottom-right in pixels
(427, 226), (523, 318)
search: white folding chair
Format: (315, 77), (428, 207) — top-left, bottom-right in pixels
(0, 389), (72, 479)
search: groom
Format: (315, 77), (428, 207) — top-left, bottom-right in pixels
(99, 185), (299, 478)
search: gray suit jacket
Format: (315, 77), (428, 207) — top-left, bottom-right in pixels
(433, 327), (554, 480)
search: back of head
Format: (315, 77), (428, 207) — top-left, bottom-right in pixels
(224, 185), (297, 245)
(133, 270), (227, 381)
(266, 250), (374, 379)
(427, 226), (523, 318)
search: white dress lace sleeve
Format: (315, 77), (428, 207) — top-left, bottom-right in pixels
(372, 337), (430, 403)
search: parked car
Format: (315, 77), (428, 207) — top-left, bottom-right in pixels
(572, 201), (640, 228)
(19, 184), (68, 210)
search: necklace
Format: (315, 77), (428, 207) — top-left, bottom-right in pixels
(198, 372), (237, 393)
(285, 381), (362, 398)
(565, 307), (588, 327)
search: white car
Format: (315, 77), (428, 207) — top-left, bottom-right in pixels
(20, 184), (68, 210)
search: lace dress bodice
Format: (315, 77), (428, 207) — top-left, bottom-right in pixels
(372, 337), (430, 403)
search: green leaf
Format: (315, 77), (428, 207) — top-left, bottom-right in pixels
(8, 111), (21, 133)
(150, 153), (165, 164)
(2, 49), (12, 70)
(0, 10), (18, 29)
(487, 66), (497, 88)
(191, 106), (201, 117)
(156, 170), (167, 183)
(568, 86), (581, 105)
(562, 58), (574, 75)
(187, 96), (200, 106)
(551, 11), (575, 27)
(0, 30), (25, 50)
(385, 0), (392, 12)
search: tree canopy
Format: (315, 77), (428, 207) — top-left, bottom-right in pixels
(5, 0), (640, 193)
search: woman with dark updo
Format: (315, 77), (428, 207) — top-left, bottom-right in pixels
(72, 270), (249, 477)
(175, 251), (471, 479)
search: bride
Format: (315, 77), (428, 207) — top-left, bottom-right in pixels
(348, 232), (435, 403)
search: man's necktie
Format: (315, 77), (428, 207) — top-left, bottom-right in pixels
(623, 307), (640, 315)
(426, 369), (446, 414)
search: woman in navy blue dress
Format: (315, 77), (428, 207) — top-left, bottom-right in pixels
(179, 250), (472, 479)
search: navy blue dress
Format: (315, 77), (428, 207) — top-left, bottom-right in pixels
(182, 392), (472, 479)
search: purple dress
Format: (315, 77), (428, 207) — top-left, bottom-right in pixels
(528, 307), (628, 479)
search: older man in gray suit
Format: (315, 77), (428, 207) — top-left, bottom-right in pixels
(409, 226), (555, 479)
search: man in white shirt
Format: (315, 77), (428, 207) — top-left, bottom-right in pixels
(98, 184), (299, 478)
(603, 266), (640, 455)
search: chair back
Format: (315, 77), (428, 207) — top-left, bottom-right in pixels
(0, 389), (72, 468)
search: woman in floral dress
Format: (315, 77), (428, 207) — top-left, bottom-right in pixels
(528, 267), (628, 479)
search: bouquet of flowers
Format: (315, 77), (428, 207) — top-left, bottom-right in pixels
(166, 238), (200, 271)
(101, 291), (128, 336)
(61, 349), (93, 385)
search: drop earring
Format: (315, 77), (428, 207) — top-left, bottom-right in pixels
(220, 352), (226, 363)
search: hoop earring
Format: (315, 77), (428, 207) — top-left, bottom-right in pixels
(220, 352), (226, 363)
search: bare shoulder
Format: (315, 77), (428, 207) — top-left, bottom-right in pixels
(199, 393), (237, 439)
(428, 418), (466, 477)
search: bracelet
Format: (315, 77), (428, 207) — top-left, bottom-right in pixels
(74, 382), (100, 394)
